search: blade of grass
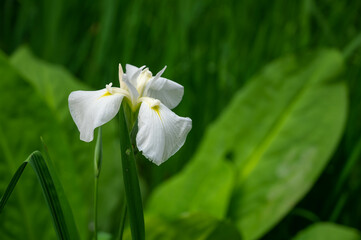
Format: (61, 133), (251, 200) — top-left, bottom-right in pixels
(119, 105), (145, 240)
(324, 136), (361, 219)
(28, 151), (71, 239)
(0, 161), (28, 213)
(343, 32), (361, 59)
(116, 200), (127, 240)
(40, 138), (80, 240)
(0, 150), (79, 240)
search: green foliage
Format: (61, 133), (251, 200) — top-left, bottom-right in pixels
(0, 162), (27, 214)
(2, 1), (360, 188)
(27, 151), (79, 240)
(0, 150), (80, 240)
(293, 223), (361, 240)
(1, 0), (361, 239)
(147, 49), (347, 239)
(124, 213), (241, 240)
(0, 50), (58, 239)
(0, 48), (124, 239)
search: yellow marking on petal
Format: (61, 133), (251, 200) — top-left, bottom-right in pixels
(98, 91), (112, 99)
(152, 105), (161, 119)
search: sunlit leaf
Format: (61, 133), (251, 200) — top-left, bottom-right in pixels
(292, 223), (361, 240)
(124, 213), (241, 240)
(147, 49), (347, 240)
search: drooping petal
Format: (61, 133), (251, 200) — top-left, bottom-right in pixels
(144, 67), (184, 109)
(136, 100), (192, 165)
(69, 89), (124, 142)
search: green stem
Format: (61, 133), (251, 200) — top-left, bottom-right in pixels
(329, 192), (348, 222)
(94, 177), (99, 240)
(333, 137), (361, 199)
(93, 127), (103, 240)
(119, 106), (145, 240)
(343, 32), (361, 59)
(291, 208), (320, 223)
(116, 201), (127, 240)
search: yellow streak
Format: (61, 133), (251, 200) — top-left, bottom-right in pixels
(98, 91), (112, 99)
(152, 105), (161, 120)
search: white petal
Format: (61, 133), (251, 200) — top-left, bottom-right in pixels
(69, 89), (124, 142)
(136, 101), (192, 165)
(144, 67), (184, 109)
(118, 64), (126, 88)
(125, 64), (140, 79)
(123, 76), (139, 102)
(125, 64), (146, 87)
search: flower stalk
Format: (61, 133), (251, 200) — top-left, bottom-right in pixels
(68, 63), (192, 240)
(119, 105), (145, 240)
(93, 127), (102, 240)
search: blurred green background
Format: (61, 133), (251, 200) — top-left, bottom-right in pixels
(0, 0), (360, 239)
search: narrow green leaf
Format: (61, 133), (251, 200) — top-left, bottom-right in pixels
(40, 138), (80, 240)
(0, 162), (27, 213)
(292, 223), (361, 240)
(119, 106), (145, 240)
(116, 198), (127, 240)
(0, 150), (79, 240)
(28, 151), (78, 240)
(328, 136), (361, 213)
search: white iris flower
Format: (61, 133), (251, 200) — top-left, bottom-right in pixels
(68, 64), (192, 165)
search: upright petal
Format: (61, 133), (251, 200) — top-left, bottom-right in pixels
(69, 89), (124, 142)
(126, 64), (140, 79)
(144, 67), (184, 109)
(123, 76), (139, 103)
(136, 100), (192, 165)
(118, 64), (126, 89)
(125, 64), (145, 87)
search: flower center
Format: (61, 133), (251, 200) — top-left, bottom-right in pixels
(137, 69), (152, 96)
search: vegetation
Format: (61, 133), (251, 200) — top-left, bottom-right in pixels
(0, 0), (360, 239)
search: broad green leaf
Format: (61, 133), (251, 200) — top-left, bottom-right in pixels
(147, 158), (235, 219)
(124, 213), (241, 240)
(292, 222), (361, 240)
(10, 47), (88, 123)
(147, 49), (347, 240)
